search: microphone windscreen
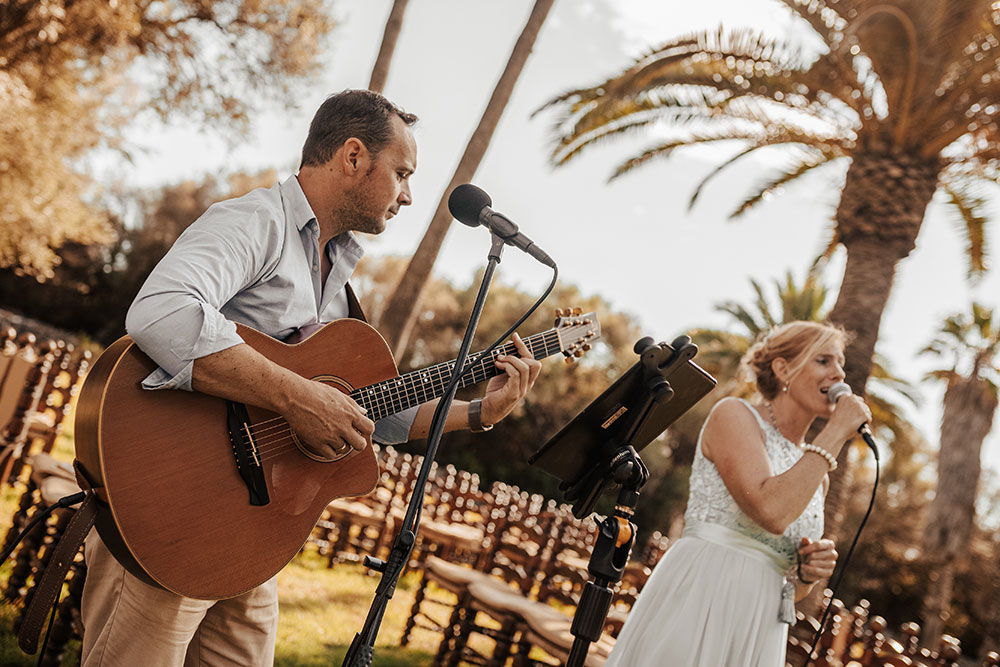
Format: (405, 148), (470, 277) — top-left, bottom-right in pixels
(827, 381), (852, 404)
(448, 184), (492, 227)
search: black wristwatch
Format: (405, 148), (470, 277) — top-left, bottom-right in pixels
(468, 398), (494, 433)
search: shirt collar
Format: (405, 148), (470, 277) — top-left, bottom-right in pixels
(281, 174), (319, 232)
(282, 174), (365, 262)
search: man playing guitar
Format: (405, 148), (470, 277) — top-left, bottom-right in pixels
(80, 89), (542, 667)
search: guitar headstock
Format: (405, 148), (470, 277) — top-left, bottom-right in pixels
(553, 308), (601, 363)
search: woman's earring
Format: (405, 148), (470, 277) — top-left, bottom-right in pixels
(782, 384), (788, 393)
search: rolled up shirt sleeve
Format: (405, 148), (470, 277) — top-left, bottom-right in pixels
(125, 205), (281, 391)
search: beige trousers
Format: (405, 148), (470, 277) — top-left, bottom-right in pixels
(80, 531), (279, 667)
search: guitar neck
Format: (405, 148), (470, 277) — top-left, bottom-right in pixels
(350, 330), (561, 421)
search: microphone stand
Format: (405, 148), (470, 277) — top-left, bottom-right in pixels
(341, 234), (507, 667)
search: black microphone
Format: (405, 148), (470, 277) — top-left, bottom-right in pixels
(827, 381), (879, 460)
(448, 184), (556, 268)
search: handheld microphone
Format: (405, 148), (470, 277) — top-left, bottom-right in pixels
(448, 184), (556, 268)
(827, 381), (879, 460)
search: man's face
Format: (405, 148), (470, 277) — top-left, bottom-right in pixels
(336, 116), (417, 235)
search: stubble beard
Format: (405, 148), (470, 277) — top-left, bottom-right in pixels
(332, 174), (386, 236)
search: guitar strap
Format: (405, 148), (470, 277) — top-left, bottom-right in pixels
(17, 287), (368, 654)
(345, 282), (368, 323)
(17, 461), (100, 654)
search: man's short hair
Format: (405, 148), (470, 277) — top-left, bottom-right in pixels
(300, 89), (418, 168)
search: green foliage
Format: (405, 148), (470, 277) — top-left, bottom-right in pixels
(922, 302), (1000, 396)
(0, 171), (276, 344)
(0, 0), (334, 276)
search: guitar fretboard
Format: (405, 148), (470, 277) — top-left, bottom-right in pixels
(350, 330), (562, 421)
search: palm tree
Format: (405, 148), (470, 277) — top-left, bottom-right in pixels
(377, 0), (555, 357)
(919, 303), (1000, 646)
(538, 0), (999, 538)
(368, 0), (410, 93)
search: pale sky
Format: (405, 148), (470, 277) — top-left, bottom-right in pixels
(104, 0), (1000, 476)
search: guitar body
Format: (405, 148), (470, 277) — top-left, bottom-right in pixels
(75, 320), (392, 599)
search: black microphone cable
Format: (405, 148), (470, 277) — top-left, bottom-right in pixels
(410, 265), (558, 530)
(804, 453), (880, 665)
(0, 491), (86, 562)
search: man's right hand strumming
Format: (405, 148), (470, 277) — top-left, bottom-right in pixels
(192, 342), (374, 461)
(285, 379), (374, 459)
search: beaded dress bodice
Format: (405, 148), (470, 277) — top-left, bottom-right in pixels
(684, 398), (824, 570)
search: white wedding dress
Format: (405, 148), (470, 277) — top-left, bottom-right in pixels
(604, 399), (824, 667)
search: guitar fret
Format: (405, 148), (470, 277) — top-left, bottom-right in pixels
(350, 323), (594, 421)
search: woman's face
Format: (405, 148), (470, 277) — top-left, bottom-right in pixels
(784, 339), (846, 416)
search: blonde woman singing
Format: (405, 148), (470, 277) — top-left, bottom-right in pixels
(606, 321), (871, 667)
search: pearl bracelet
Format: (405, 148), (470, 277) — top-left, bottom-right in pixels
(801, 444), (837, 471)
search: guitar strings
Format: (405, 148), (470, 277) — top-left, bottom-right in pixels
(249, 349), (519, 461)
(242, 333), (560, 463)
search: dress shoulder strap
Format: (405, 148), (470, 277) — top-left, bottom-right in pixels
(733, 397), (771, 436)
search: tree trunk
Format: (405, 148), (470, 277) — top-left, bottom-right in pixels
(799, 152), (939, 616)
(982, 568), (1000, 659)
(921, 563), (956, 647)
(920, 376), (998, 646)
(368, 0), (410, 93)
(823, 152), (941, 541)
(376, 0), (555, 357)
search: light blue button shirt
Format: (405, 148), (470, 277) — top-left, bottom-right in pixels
(125, 175), (415, 444)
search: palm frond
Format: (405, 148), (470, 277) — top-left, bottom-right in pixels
(774, 0), (843, 45)
(939, 171), (990, 277)
(716, 300), (768, 338)
(730, 149), (842, 218)
(609, 132), (747, 180)
(551, 108), (709, 167)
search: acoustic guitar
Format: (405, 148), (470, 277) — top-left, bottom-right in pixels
(74, 310), (600, 599)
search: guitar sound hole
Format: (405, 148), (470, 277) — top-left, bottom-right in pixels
(291, 374), (359, 463)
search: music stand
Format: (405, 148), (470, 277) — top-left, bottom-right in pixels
(527, 335), (717, 666)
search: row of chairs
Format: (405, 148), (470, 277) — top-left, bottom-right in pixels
(311, 445), (1000, 666)
(787, 596), (1000, 666)
(2, 453), (85, 667)
(305, 445), (667, 665)
(4, 445), (999, 666)
(0, 326), (91, 489)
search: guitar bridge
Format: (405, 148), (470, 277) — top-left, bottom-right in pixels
(226, 401), (270, 506)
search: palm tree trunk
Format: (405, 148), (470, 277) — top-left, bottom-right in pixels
(982, 569), (1000, 659)
(920, 376), (998, 645)
(368, 0), (410, 93)
(799, 152), (939, 616)
(376, 0), (555, 356)
(823, 152), (941, 541)
(921, 563), (956, 647)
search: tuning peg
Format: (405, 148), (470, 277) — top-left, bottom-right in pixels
(582, 343), (591, 352)
(564, 356), (575, 365)
(572, 307), (582, 316)
(554, 308), (565, 317)
(573, 350), (584, 358)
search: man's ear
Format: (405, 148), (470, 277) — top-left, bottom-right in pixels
(341, 138), (369, 175)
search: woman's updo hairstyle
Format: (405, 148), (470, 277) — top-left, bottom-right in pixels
(740, 321), (848, 400)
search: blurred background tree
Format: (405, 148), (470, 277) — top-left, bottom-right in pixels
(0, 0), (334, 277)
(918, 303), (1000, 646)
(0, 170), (276, 343)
